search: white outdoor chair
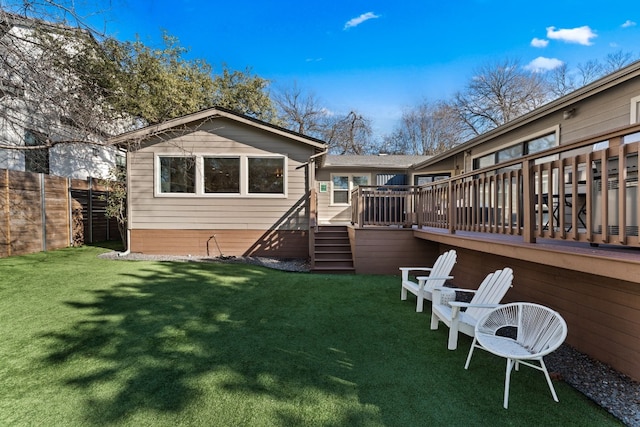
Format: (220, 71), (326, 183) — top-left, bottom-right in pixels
(465, 302), (568, 408)
(399, 249), (457, 312)
(430, 267), (513, 350)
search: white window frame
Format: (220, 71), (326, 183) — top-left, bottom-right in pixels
(330, 173), (369, 205)
(155, 154), (287, 198)
(631, 95), (640, 124)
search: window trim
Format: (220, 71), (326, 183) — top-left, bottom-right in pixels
(631, 95), (640, 124)
(155, 153), (287, 198)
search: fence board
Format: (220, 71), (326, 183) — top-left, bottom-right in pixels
(0, 169), (120, 258)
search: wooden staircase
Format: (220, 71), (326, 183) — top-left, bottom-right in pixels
(311, 225), (355, 274)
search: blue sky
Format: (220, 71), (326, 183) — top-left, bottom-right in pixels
(90, 0), (640, 139)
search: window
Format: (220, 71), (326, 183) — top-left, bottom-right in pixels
(204, 157), (240, 193)
(159, 156), (195, 194)
(156, 154), (286, 197)
(332, 174), (369, 204)
(414, 173), (450, 185)
(24, 130), (49, 174)
(473, 131), (557, 170)
(248, 157), (284, 194)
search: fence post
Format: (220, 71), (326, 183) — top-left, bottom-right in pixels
(4, 169), (10, 257)
(88, 176), (93, 243)
(40, 173), (47, 252)
(67, 177), (72, 246)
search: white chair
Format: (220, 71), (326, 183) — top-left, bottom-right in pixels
(399, 249), (457, 312)
(465, 302), (568, 408)
(430, 267), (513, 350)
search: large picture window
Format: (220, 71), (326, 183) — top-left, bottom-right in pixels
(159, 156), (196, 193)
(248, 157), (284, 194)
(157, 155), (286, 197)
(204, 157), (240, 193)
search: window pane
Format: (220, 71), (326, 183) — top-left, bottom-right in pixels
(204, 157), (240, 193)
(248, 157), (284, 194)
(497, 145), (523, 162)
(527, 134), (556, 154)
(352, 175), (369, 186)
(476, 154), (495, 169)
(332, 176), (348, 189)
(160, 157), (195, 193)
(334, 191), (348, 204)
(24, 130), (49, 174)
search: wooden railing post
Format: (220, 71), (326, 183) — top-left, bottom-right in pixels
(448, 180), (455, 234)
(522, 159), (536, 243)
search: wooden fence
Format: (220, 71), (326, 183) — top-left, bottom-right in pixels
(0, 169), (119, 258)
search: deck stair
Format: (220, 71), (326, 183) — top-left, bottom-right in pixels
(311, 225), (355, 273)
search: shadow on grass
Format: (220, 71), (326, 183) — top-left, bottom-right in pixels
(37, 259), (622, 426)
(40, 262), (387, 425)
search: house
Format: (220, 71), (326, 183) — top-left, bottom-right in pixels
(109, 106), (327, 258)
(316, 154), (431, 224)
(0, 12), (123, 180)
(345, 60), (640, 381)
(114, 61), (640, 381)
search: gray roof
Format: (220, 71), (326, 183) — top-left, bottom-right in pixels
(324, 154), (431, 169)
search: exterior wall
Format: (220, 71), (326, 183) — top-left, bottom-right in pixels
(130, 229), (309, 258)
(128, 117), (316, 254)
(466, 78), (640, 170)
(443, 246), (640, 382)
(349, 227), (440, 275)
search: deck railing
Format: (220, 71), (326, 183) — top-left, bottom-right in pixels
(351, 123), (640, 247)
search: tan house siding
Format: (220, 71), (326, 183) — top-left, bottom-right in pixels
(128, 118), (314, 232)
(122, 113), (323, 258)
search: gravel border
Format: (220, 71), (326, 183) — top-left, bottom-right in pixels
(99, 251), (640, 426)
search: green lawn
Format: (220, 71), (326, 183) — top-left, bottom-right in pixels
(0, 245), (622, 426)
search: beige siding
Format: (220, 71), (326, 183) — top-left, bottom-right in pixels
(129, 118), (315, 231)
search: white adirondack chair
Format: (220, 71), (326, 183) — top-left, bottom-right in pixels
(430, 267), (513, 350)
(464, 302), (567, 408)
(399, 249), (457, 312)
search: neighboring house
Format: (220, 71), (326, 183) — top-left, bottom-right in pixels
(109, 106), (327, 258)
(0, 13), (123, 179)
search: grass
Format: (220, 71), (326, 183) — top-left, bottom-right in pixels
(0, 245), (623, 427)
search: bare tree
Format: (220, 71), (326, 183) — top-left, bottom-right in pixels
(322, 111), (373, 154)
(546, 63), (577, 98)
(382, 100), (464, 155)
(451, 58), (550, 137)
(273, 82), (326, 136)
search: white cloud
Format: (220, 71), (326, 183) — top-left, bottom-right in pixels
(531, 37), (549, 48)
(344, 12), (380, 30)
(546, 26), (597, 45)
(622, 20), (637, 28)
(525, 57), (564, 73)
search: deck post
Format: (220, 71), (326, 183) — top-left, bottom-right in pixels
(522, 159), (536, 243)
